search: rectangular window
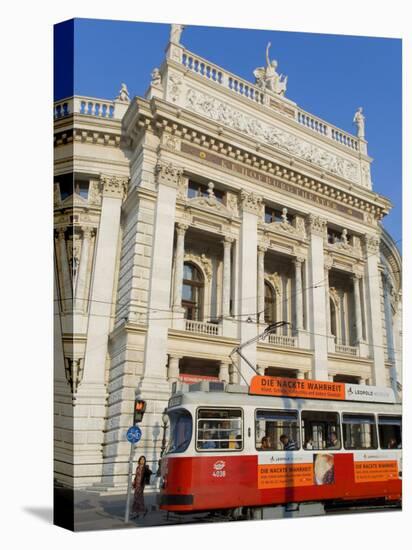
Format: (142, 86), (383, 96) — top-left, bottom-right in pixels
(342, 414), (377, 450)
(301, 411), (341, 450)
(378, 415), (402, 449)
(196, 408), (242, 452)
(256, 410), (300, 451)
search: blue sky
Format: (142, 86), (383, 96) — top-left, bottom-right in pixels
(55, 19), (402, 248)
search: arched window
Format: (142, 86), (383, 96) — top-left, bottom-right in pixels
(182, 263), (204, 321)
(264, 281), (276, 324)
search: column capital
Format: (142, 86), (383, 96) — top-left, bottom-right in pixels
(240, 189), (263, 215)
(81, 226), (94, 239)
(294, 256), (305, 265)
(306, 214), (327, 237)
(352, 271), (362, 281)
(258, 243), (268, 253)
(176, 223), (188, 236)
(56, 227), (67, 240)
(223, 235), (235, 245)
(100, 174), (129, 199)
(155, 161), (183, 189)
(362, 233), (381, 255)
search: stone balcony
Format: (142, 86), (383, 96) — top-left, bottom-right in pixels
(184, 319), (220, 336)
(334, 338), (359, 356)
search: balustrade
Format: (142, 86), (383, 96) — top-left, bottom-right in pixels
(185, 319), (220, 336)
(267, 333), (297, 348)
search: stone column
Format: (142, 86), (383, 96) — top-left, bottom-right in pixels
(75, 227), (93, 312)
(57, 228), (72, 312)
(363, 234), (386, 386)
(296, 370), (305, 379)
(238, 190), (262, 385)
(294, 257), (304, 331)
(352, 273), (363, 344)
(257, 244), (267, 323)
(382, 273), (398, 394)
(307, 215), (329, 380)
(172, 223), (188, 310)
(219, 361), (230, 383)
(168, 355), (181, 383)
(222, 237), (234, 317)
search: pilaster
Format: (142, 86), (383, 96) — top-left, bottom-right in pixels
(307, 215), (329, 380)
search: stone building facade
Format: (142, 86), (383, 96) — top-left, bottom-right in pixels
(54, 26), (402, 490)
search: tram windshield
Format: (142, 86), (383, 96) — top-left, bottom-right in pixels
(165, 409), (192, 454)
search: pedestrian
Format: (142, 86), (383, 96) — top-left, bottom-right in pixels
(131, 455), (152, 519)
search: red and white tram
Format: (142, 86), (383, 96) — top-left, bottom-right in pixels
(159, 376), (402, 518)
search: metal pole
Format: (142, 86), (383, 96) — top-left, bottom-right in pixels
(124, 443), (135, 523)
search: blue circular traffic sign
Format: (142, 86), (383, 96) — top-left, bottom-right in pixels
(126, 425), (142, 444)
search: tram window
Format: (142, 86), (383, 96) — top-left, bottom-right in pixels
(165, 409), (193, 454)
(342, 414), (377, 450)
(196, 408), (243, 451)
(301, 411), (341, 450)
(378, 415), (402, 449)
(255, 410), (300, 451)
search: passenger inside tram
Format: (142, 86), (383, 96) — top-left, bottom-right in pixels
(327, 432), (341, 450)
(261, 436), (272, 450)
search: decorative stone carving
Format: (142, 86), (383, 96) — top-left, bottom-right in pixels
(253, 42), (288, 96)
(101, 175), (128, 199)
(188, 183), (233, 216)
(324, 255), (334, 270)
(54, 183), (61, 206)
(116, 83), (130, 103)
(363, 233), (380, 255)
(150, 67), (163, 90)
(293, 216), (306, 237)
(226, 192), (239, 216)
(184, 252), (212, 281)
(176, 175), (188, 200)
(163, 133), (180, 151)
(361, 163), (371, 187)
(240, 189), (263, 215)
(155, 162), (183, 189)
(169, 72), (183, 102)
(67, 234), (81, 284)
(353, 107), (365, 139)
(170, 24), (185, 45)
(88, 180), (102, 205)
(307, 214), (327, 237)
(186, 88), (360, 184)
(266, 272), (281, 294)
(64, 357), (84, 394)
(329, 286), (341, 308)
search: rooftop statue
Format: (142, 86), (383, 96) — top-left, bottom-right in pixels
(116, 83), (130, 103)
(170, 24), (185, 45)
(353, 106), (365, 139)
(253, 42), (288, 96)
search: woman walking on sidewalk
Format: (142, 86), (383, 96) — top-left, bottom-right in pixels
(131, 455), (152, 519)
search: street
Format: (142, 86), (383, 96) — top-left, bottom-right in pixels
(53, 487), (401, 532)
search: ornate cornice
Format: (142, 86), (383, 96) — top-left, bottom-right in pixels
(240, 189), (263, 215)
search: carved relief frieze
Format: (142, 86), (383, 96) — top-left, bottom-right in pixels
(168, 72), (183, 102)
(225, 192), (239, 216)
(184, 251), (212, 281)
(185, 87), (360, 184)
